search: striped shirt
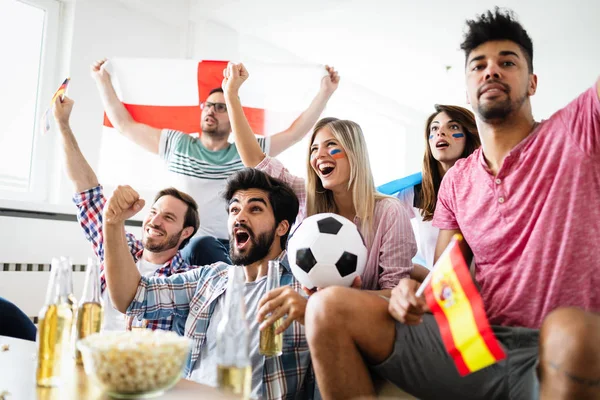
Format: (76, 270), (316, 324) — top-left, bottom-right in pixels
(73, 185), (195, 331)
(126, 252), (314, 400)
(255, 156), (416, 290)
(159, 129), (270, 240)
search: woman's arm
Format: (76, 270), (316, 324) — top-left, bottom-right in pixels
(222, 62), (266, 167)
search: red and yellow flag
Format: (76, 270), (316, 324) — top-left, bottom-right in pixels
(424, 234), (506, 376)
(41, 77), (70, 134)
(50, 77), (70, 105)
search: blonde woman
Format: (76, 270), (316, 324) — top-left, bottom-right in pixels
(222, 63), (416, 297)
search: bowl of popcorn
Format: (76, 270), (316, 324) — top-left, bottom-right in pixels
(77, 330), (191, 398)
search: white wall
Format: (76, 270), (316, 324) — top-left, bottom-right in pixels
(0, 0), (186, 314)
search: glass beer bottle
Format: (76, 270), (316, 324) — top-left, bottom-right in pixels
(60, 257), (78, 332)
(74, 257), (103, 364)
(216, 266), (251, 399)
(259, 260), (283, 357)
(36, 258), (74, 387)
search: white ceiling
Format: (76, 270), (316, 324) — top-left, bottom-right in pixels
(116, 0), (600, 117)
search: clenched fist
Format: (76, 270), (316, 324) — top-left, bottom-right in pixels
(320, 65), (340, 96)
(222, 62), (249, 96)
(388, 278), (430, 325)
(52, 95), (75, 126)
(103, 185), (145, 225)
(91, 58), (111, 84)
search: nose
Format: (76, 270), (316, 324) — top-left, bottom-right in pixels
(313, 145), (329, 160)
(435, 128), (448, 137)
(484, 63), (501, 80)
(234, 208), (248, 225)
(149, 213), (162, 226)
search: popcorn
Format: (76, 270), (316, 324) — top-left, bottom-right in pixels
(0, 344), (9, 352)
(78, 330), (190, 395)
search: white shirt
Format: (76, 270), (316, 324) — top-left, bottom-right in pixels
(189, 276), (268, 399)
(396, 185), (439, 270)
(101, 258), (164, 331)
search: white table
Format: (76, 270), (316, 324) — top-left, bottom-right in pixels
(0, 335), (236, 399)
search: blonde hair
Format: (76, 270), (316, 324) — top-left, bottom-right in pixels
(306, 118), (388, 244)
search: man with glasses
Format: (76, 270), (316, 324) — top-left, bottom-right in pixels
(92, 59), (340, 267)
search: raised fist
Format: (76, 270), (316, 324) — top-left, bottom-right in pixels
(320, 65), (340, 96)
(103, 185), (145, 225)
(222, 62), (249, 96)
(90, 58), (111, 83)
(52, 95), (75, 126)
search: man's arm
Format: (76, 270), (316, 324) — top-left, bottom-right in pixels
(53, 96), (99, 192)
(102, 185), (145, 312)
(91, 59), (161, 154)
(434, 228), (472, 265)
(268, 66), (340, 156)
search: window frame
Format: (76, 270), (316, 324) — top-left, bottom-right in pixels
(0, 0), (60, 202)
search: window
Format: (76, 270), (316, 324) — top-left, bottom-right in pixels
(0, 0), (59, 200)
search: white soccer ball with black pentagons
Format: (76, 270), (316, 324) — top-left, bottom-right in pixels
(287, 213), (367, 289)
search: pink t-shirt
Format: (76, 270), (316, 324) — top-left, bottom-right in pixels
(433, 83), (600, 329)
(256, 156), (417, 290)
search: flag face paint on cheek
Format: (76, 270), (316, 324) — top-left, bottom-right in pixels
(452, 133), (465, 139)
(329, 148), (345, 159)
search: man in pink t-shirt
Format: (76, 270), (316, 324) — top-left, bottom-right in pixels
(303, 8), (600, 400)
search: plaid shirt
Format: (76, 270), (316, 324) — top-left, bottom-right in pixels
(73, 185), (194, 331)
(126, 252), (314, 400)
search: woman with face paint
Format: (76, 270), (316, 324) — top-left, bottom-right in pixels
(397, 105), (480, 280)
(222, 63), (417, 296)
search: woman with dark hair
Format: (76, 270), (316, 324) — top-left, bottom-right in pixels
(397, 104), (480, 279)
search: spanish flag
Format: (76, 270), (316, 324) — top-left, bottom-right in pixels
(424, 234), (506, 376)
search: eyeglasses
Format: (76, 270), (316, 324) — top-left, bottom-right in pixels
(201, 101), (227, 113)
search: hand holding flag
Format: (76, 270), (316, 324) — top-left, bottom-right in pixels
(41, 77), (70, 134)
(52, 95), (74, 126)
(418, 234), (506, 376)
(388, 278), (430, 325)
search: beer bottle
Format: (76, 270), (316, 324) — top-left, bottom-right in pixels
(216, 266), (251, 399)
(259, 260), (283, 357)
(74, 257), (103, 364)
(36, 258), (74, 387)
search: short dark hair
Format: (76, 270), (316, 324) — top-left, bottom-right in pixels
(208, 87), (224, 97)
(223, 168), (299, 249)
(153, 188), (200, 249)
(461, 7), (534, 73)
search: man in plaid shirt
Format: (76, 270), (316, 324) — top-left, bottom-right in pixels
(53, 96), (200, 332)
(103, 168), (314, 400)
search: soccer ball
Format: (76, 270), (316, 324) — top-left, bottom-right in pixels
(287, 213), (367, 289)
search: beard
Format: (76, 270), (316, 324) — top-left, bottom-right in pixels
(475, 80), (527, 122)
(143, 225), (183, 252)
(229, 224), (276, 266)
(201, 118), (230, 139)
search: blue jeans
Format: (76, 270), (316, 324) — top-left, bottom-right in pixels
(0, 296), (37, 341)
(180, 235), (231, 267)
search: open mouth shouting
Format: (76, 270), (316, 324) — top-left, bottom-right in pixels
(435, 139), (450, 150)
(233, 225), (253, 250)
(317, 161), (335, 178)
